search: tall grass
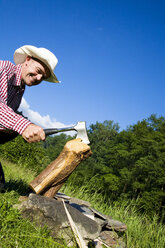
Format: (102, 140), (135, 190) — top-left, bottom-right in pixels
(1, 158), (165, 248)
(0, 191), (68, 248)
(62, 180), (165, 248)
(0, 159), (73, 248)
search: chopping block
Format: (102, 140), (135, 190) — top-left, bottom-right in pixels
(29, 138), (92, 198)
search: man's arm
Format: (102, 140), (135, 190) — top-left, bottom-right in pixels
(0, 66), (45, 143)
(0, 100), (45, 143)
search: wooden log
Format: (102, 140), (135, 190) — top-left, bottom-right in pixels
(43, 182), (64, 198)
(29, 138), (92, 197)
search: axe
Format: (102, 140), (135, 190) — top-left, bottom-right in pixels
(44, 121), (90, 144)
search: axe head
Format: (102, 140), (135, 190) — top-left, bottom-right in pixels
(74, 122), (90, 144)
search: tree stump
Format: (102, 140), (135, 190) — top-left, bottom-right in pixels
(29, 138), (92, 198)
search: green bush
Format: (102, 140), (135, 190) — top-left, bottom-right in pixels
(0, 136), (50, 173)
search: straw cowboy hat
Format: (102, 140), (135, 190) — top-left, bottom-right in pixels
(14, 45), (59, 83)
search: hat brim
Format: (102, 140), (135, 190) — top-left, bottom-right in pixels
(14, 47), (60, 83)
(45, 72), (60, 83)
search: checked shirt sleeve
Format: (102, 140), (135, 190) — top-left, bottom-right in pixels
(0, 65), (32, 134)
(0, 100), (31, 134)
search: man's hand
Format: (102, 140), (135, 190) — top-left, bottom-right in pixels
(22, 124), (45, 143)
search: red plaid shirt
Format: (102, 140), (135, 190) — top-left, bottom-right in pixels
(0, 61), (31, 134)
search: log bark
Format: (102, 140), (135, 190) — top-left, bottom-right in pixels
(29, 138), (92, 198)
(43, 182), (65, 198)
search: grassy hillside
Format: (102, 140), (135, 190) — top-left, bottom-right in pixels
(63, 183), (165, 248)
(0, 158), (165, 248)
(0, 159), (71, 248)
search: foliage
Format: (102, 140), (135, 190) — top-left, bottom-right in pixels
(42, 133), (72, 161)
(1, 115), (165, 221)
(0, 136), (50, 173)
(66, 116), (165, 221)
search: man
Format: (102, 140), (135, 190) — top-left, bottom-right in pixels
(0, 45), (60, 188)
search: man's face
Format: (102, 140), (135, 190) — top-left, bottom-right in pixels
(21, 56), (51, 86)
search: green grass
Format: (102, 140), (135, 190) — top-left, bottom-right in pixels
(0, 159), (72, 248)
(1, 158), (165, 248)
(62, 181), (165, 248)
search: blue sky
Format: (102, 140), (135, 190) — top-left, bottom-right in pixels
(1, 0), (164, 131)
